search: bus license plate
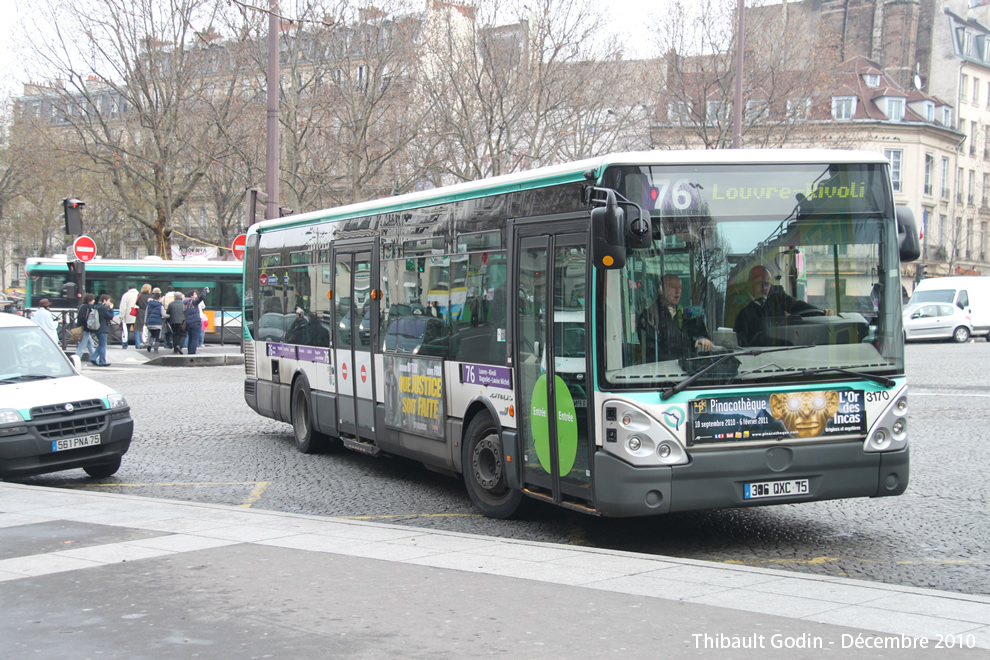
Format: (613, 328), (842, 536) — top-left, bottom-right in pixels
(52, 434), (102, 453)
(744, 479), (809, 500)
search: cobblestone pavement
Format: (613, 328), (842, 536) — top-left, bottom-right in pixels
(13, 342), (990, 596)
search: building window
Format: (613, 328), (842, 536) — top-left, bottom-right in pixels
(986, 126), (990, 158)
(832, 96), (856, 120)
(970, 169), (977, 205)
(957, 167), (964, 203)
(863, 73), (880, 88)
(885, 149), (903, 192)
(668, 101), (691, 123)
(924, 101), (935, 122)
(962, 73), (969, 101)
(942, 157), (951, 199)
(975, 78), (981, 104)
(744, 99), (765, 122)
(706, 100), (727, 125)
(942, 106), (952, 126)
(983, 173), (989, 207)
(924, 153), (934, 196)
(886, 98), (905, 121)
(973, 121), (979, 155)
(786, 97), (810, 121)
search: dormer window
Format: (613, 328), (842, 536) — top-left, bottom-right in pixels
(923, 101), (935, 122)
(941, 106), (953, 126)
(863, 74), (880, 88)
(832, 96), (857, 120)
(886, 98), (905, 121)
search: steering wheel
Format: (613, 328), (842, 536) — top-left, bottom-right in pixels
(19, 342), (48, 369)
(796, 308), (826, 318)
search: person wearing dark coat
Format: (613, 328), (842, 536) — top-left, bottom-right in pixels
(165, 292), (187, 354)
(733, 265), (831, 347)
(91, 294), (115, 366)
(134, 284), (152, 348)
(144, 290), (165, 353)
(639, 273), (712, 362)
(74, 294), (97, 361)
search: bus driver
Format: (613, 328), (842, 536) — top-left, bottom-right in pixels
(734, 265), (832, 347)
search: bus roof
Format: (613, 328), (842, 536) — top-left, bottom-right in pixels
(250, 149), (889, 235)
(26, 257), (243, 274)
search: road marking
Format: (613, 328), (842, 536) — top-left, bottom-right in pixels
(911, 391), (990, 397)
(238, 481), (272, 508)
(69, 482), (273, 488)
(335, 513), (482, 520)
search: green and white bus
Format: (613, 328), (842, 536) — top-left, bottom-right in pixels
(242, 150), (920, 519)
(25, 257), (244, 343)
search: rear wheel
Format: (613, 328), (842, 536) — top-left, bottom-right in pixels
(462, 413), (524, 519)
(292, 382), (329, 453)
(952, 326), (971, 343)
(84, 457), (121, 478)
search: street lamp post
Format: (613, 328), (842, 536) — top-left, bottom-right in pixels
(265, 0), (280, 220)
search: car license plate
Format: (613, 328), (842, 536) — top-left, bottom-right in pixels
(744, 479), (809, 500)
(52, 434), (102, 453)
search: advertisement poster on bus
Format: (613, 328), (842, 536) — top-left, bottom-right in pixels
(384, 356), (444, 439)
(688, 390), (866, 445)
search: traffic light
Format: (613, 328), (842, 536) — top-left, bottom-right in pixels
(918, 263), (927, 279)
(66, 259), (85, 301)
(63, 198), (85, 235)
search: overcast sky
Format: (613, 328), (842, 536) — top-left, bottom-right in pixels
(0, 0), (665, 100)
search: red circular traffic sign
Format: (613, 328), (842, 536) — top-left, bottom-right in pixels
(341, 362), (348, 381)
(231, 234), (247, 261)
(71, 235), (97, 262)
(360, 365), (367, 383)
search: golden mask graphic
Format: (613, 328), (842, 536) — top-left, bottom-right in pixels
(769, 391), (839, 438)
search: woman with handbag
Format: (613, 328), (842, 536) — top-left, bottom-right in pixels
(118, 285), (139, 348)
(134, 283), (152, 348)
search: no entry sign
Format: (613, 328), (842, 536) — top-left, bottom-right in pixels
(231, 234), (247, 261)
(71, 235), (97, 262)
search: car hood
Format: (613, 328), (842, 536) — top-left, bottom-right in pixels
(2, 374), (117, 419)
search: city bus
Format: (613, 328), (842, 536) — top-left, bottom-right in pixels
(25, 257), (244, 343)
(242, 150), (920, 519)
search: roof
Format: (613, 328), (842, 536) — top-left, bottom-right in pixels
(0, 313), (37, 329)
(251, 149), (889, 234)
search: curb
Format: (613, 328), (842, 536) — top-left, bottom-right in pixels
(144, 354), (244, 367)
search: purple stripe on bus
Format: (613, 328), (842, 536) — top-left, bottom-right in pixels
(461, 363), (512, 389)
(267, 343), (297, 359)
(297, 346), (330, 364)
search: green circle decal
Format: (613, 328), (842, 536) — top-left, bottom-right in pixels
(530, 374), (579, 475)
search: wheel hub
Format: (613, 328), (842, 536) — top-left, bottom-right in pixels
(473, 434), (502, 490)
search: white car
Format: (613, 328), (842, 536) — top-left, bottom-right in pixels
(0, 313), (133, 479)
(903, 302), (973, 343)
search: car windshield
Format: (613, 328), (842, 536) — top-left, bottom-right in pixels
(908, 289), (955, 305)
(0, 326), (76, 380)
(600, 162), (903, 389)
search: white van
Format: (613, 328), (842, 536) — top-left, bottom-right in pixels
(907, 276), (990, 340)
(0, 313), (133, 479)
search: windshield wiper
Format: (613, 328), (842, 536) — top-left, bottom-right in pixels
(660, 345), (812, 400)
(798, 367), (895, 388)
(0, 374), (55, 383)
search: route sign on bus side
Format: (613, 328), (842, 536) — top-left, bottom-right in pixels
(71, 235), (97, 262)
(231, 234), (247, 261)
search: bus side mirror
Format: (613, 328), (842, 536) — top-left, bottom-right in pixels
(896, 206), (921, 262)
(591, 190), (626, 269)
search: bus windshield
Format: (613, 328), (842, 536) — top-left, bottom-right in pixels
(601, 163), (903, 389)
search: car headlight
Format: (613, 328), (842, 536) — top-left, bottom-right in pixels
(0, 408), (25, 424)
(107, 394), (128, 409)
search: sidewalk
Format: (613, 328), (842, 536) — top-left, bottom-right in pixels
(74, 341), (244, 368)
(1, 482), (988, 658)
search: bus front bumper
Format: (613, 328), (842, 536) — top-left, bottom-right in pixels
(592, 442), (909, 518)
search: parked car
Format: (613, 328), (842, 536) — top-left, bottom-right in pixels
(908, 276), (990, 340)
(0, 312), (133, 479)
(903, 302), (973, 343)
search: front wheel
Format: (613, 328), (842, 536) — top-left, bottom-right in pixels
(292, 382), (329, 453)
(84, 457), (121, 478)
(952, 326), (971, 343)
(462, 413), (524, 519)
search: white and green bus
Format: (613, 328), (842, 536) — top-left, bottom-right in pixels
(242, 150), (920, 519)
(25, 257), (244, 343)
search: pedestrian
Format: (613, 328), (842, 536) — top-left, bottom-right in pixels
(32, 298), (60, 345)
(184, 288), (209, 355)
(144, 290), (165, 353)
(118, 284), (139, 348)
(75, 294), (96, 361)
(91, 294), (115, 367)
(161, 288), (178, 349)
(134, 283), (152, 348)
(166, 291), (186, 354)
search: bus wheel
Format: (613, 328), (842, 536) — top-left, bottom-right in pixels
(462, 414), (523, 519)
(953, 326), (970, 343)
(292, 383), (328, 453)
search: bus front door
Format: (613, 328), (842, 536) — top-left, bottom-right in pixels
(514, 227), (592, 509)
(333, 246), (377, 440)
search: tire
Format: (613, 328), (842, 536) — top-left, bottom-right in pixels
(292, 382), (328, 453)
(952, 326), (970, 343)
(84, 457), (121, 478)
(461, 413), (524, 519)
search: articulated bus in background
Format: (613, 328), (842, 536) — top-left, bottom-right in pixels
(242, 150), (921, 519)
(25, 257), (244, 344)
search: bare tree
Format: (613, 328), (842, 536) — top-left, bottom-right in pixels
(23, 0), (253, 257)
(420, 0), (628, 182)
(650, 0), (841, 149)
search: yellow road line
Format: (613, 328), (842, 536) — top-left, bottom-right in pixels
(238, 481), (272, 508)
